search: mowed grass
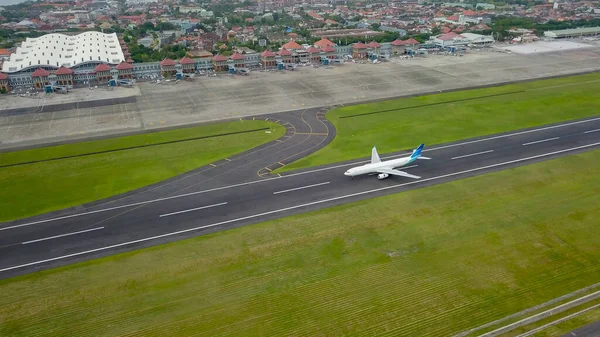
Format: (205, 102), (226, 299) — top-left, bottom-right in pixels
(0, 120), (284, 222)
(1, 149), (599, 337)
(281, 72), (600, 171)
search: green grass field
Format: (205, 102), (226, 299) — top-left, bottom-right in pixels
(1, 149), (599, 337)
(280, 73), (600, 172)
(0, 120), (284, 222)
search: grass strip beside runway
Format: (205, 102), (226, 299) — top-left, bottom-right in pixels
(1, 149), (599, 336)
(0, 120), (285, 222)
(280, 72), (600, 172)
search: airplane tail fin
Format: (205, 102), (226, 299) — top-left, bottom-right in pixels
(410, 144), (425, 159)
(371, 146), (381, 164)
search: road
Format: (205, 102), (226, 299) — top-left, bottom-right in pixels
(0, 112), (599, 279)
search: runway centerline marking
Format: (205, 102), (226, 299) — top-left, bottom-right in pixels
(159, 202), (227, 218)
(451, 150), (494, 160)
(273, 182), (330, 195)
(2, 118), (598, 231)
(523, 137), (560, 146)
(584, 128), (600, 134)
(2, 141), (599, 273)
(22, 227), (104, 245)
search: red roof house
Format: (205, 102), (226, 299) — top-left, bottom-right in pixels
(94, 64), (111, 72)
(305, 46), (321, 54)
(260, 50), (276, 57)
(281, 40), (302, 50)
(212, 54), (228, 62)
(179, 56), (195, 65)
(353, 42), (368, 49)
(54, 66), (73, 75)
(277, 48), (292, 56)
(0, 72), (8, 80)
(159, 58), (176, 66)
(230, 52), (245, 60)
(314, 38), (336, 48)
(366, 41), (382, 48)
(32, 68), (51, 77)
(115, 61), (133, 70)
(390, 39), (407, 46)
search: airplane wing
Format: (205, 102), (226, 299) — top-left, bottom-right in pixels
(376, 168), (421, 179)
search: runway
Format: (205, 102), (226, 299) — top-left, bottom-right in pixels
(0, 113), (599, 279)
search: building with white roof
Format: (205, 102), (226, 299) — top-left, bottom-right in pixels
(461, 33), (495, 46)
(1, 31), (124, 74)
(431, 32), (470, 48)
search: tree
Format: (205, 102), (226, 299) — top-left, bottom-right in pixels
(140, 21), (155, 31)
(156, 22), (176, 32)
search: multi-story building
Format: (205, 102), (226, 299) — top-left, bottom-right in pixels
(1, 32), (124, 74)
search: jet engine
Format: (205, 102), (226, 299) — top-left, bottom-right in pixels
(377, 173), (389, 180)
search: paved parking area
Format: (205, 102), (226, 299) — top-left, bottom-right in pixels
(1, 42), (600, 149)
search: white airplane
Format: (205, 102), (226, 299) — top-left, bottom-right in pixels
(344, 144), (430, 180)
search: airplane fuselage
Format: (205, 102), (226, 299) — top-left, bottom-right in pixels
(344, 156), (415, 177)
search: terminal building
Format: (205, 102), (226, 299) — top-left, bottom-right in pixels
(1, 31), (129, 92)
(0, 37), (401, 93)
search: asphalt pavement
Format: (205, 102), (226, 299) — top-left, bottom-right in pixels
(0, 113), (599, 279)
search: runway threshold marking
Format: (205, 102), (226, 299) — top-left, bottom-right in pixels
(451, 150), (494, 160)
(523, 137), (560, 146)
(278, 162), (285, 166)
(584, 128), (600, 134)
(3, 118), (598, 232)
(273, 181), (330, 195)
(22, 227), (104, 245)
(224, 158), (232, 161)
(159, 202), (227, 218)
(210, 163), (217, 167)
(2, 141), (600, 274)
